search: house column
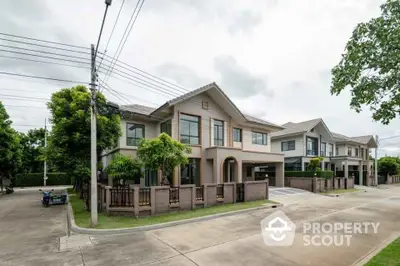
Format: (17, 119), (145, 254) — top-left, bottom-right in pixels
(275, 162), (284, 187)
(344, 161), (349, 178)
(359, 161), (363, 186)
(227, 161), (231, 182)
(213, 158), (222, 184)
(237, 161), (242, 183)
(301, 157), (305, 171)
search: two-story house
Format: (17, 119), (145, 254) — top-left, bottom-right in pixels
(270, 118), (376, 185)
(101, 82), (286, 187)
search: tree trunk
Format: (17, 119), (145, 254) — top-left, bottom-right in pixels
(0, 176), (3, 194)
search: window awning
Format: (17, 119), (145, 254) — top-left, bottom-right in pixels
(284, 158), (301, 164)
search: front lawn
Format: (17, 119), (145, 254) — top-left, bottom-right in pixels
(364, 237), (400, 266)
(68, 191), (277, 229)
(322, 188), (360, 194)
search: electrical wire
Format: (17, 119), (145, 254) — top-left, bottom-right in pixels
(0, 94), (50, 101)
(0, 32), (89, 50)
(103, 0), (145, 83)
(4, 104), (47, 109)
(0, 71), (88, 84)
(0, 54), (91, 70)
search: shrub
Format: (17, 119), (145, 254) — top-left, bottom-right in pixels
(15, 172), (70, 187)
(285, 171), (333, 178)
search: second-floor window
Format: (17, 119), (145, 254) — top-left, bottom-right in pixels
(160, 120), (172, 136)
(321, 142), (326, 156)
(336, 147), (339, 156)
(328, 144), (333, 157)
(233, 128), (242, 142)
(355, 148), (359, 157)
(361, 148), (364, 159)
(213, 120), (224, 146)
(252, 131), (268, 145)
(281, 140), (295, 151)
(180, 114), (200, 145)
(306, 137), (318, 156)
(127, 123), (145, 146)
(348, 147), (352, 156)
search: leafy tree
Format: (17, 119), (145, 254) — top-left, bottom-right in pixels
(19, 128), (45, 173)
(0, 102), (22, 192)
(307, 157), (324, 172)
(378, 156), (400, 176)
(47, 85), (121, 190)
(331, 0), (400, 124)
(137, 133), (191, 185)
(105, 154), (142, 184)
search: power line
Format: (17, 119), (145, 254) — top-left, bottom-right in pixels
(0, 54), (91, 70)
(0, 37), (90, 55)
(97, 0), (126, 71)
(0, 48), (90, 66)
(0, 71), (88, 84)
(0, 94), (50, 101)
(0, 32), (89, 50)
(103, 0), (145, 83)
(4, 104), (47, 109)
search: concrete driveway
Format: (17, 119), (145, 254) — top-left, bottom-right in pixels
(1, 186), (400, 266)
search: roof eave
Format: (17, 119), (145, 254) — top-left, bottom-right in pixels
(271, 131), (306, 140)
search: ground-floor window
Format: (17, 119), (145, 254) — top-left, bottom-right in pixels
(181, 158), (200, 186)
(145, 169), (158, 187)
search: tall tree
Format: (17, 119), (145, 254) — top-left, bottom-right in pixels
(105, 154), (142, 184)
(137, 133), (191, 185)
(378, 156), (400, 176)
(331, 0), (400, 124)
(0, 102), (22, 192)
(19, 128), (45, 173)
(47, 85), (121, 188)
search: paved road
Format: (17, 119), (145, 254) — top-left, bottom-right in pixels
(1, 186), (400, 266)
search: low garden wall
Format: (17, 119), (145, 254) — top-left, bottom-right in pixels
(387, 175), (400, 184)
(285, 176), (354, 193)
(94, 180), (269, 217)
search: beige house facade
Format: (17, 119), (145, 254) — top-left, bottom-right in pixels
(270, 118), (377, 185)
(101, 83), (286, 187)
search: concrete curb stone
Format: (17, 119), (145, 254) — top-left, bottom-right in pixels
(66, 191), (282, 235)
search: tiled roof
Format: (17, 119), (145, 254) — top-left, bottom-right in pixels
(243, 114), (285, 129)
(271, 118), (322, 138)
(350, 135), (375, 144)
(120, 104), (156, 115)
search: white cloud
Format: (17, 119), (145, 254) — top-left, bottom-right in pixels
(1, 0), (398, 157)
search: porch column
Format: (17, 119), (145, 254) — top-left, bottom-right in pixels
(344, 161), (349, 178)
(213, 158), (222, 184)
(275, 162), (284, 187)
(173, 166), (179, 186)
(237, 161), (242, 183)
(301, 157), (305, 171)
(321, 161), (325, 170)
(227, 161), (231, 182)
(359, 161), (363, 186)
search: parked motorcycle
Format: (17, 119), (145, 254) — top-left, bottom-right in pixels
(39, 189), (54, 207)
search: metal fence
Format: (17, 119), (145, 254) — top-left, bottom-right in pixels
(195, 186), (204, 201)
(169, 187), (179, 204)
(139, 187), (151, 206)
(110, 185), (133, 207)
(216, 184), (224, 199)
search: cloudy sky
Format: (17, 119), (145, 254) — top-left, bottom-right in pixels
(1, 0), (399, 157)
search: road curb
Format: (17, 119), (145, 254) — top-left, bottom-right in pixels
(66, 193), (282, 235)
(352, 232), (400, 266)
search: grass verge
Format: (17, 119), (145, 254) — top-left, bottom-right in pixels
(68, 191), (277, 229)
(322, 188), (360, 194)
(364, 237), (400, 266)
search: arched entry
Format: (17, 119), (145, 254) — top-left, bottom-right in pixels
(222, 157), (238, 183)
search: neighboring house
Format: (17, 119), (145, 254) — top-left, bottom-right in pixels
(270, 118), (377, 185)
(101, 82), (286, 187)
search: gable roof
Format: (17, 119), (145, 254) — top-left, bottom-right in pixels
(332, 132), (377, 147)
(271, 118), (333, 139)
(122, 82), (284, 130)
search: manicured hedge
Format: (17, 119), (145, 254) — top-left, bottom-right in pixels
(15, 172), (70, 187)
(285, 171), (333, 178)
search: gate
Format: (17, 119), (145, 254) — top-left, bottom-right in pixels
(236, 183), (245, 202)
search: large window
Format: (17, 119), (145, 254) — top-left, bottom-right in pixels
(320, 142), (326, 156)
(180, 114), (200, 145)
(306, 137), (318, 156)
(348, 147), (352, 156)
(181, 158), (200, 186)
(160, 120), (172, 136)
(361, 148), (364, 159)
(336, 146), (339, 156)
(233, 128), (242, 142)
(213, 119), (224, 146)
(281, 140), (295, 151)
(355, 148), (359, 157)
(328, 144), (333, 157)
(252, 131), (268, 145)
(144, 169), (158, 186)
(127, 123), (145, 146)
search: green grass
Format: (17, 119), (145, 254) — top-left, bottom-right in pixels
(68, 191), (277, 229)
(364, 237), (400, 266)
(322, 188), (360, 194)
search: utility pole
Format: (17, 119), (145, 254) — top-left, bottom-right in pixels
(44, 118), (47, 186)
(374, 135), (378, 186)
(90, 44), (98, 227)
